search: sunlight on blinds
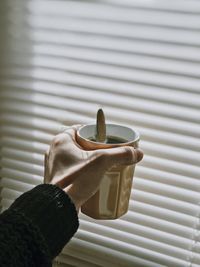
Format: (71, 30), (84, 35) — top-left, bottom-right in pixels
(0, 0), (200, 266)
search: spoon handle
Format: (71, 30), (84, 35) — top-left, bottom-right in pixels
(96, 108), (106, 142)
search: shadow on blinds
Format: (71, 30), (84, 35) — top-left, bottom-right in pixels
(0, 0), (200, 267)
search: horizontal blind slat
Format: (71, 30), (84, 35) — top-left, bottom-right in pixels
(2, 62), (200, 94)
(28, 0), (200, 18)
(80, 213), (193, 249)
(3, 47), (200, 80)
(28, 0), (200, 14)
(1, 93), (200, 138)
(75, 229), (188, 267)
(79, 220), (191, 259)
(0, 158), (43, 176)
(0, 168), (42, 185)
(64, 237), (175, 267)
(54, 253), (100, 267)
(131, 189), (200, 216)
(1, 74), (200, 123)
(2, 78), (200, 110)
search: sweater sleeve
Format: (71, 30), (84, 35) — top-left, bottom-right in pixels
(0, 184), (79, 267)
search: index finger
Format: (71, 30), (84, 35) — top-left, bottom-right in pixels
(103, 146), (143, 166)
(62, 124), (83, 141)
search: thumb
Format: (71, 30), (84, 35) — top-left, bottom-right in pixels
(101, 146), (143, 166)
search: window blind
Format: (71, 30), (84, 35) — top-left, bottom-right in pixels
(0, 0), (200, 266)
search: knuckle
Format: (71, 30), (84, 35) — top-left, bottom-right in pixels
(52, 136), (60, 146)
(123, 146), (132, 155)
(122, 146), (135, 164)
(52, 134), (67, 146)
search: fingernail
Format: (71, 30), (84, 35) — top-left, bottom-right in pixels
(136, 148), (143, 162)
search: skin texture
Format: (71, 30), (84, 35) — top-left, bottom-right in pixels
(44, 125), (143, 211)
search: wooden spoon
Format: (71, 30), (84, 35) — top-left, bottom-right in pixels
(95, 108), (106, 143)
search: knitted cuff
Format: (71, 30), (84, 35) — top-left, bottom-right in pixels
(0, 209), (51, 267)
(9, 184), (79, 259)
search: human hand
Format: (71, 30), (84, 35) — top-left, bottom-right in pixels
(44, 126), (143, 211)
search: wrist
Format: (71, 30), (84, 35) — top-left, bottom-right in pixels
(64, 186), (81, 213)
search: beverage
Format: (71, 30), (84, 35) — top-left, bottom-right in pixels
(88, 135), (127, 144)
(76, 123), (140, 219)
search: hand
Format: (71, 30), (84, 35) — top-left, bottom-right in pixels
(44, 126), (143, 211)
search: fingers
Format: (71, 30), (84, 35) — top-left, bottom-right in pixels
(52, 124), (83, 147)
(98, 146), (143, 166)
(60, 124), (82, 133)
(63, 124), (82, 141)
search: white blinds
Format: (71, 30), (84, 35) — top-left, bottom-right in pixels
(0, 0), (200, 266)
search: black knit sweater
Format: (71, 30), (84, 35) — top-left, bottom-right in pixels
(0, 184), (79, 267)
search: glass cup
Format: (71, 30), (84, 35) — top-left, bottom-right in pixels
(76, 123), (140, 219)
